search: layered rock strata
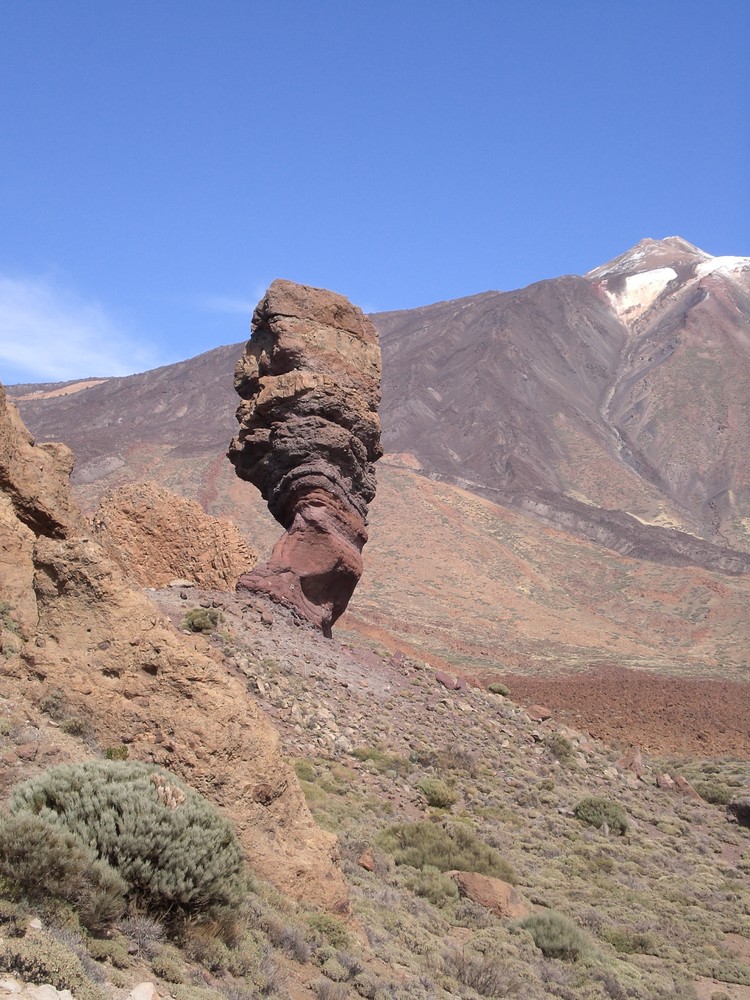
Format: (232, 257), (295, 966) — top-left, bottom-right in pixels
(228, 280), (382, 635)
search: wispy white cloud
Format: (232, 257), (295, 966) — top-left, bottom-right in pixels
(197, 294), (256, 316)
(0, 274), (159, 384)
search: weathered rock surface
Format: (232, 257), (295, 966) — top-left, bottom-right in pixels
(727, 796), (750, 828)
(228, 280), (382, 635)
(92, 481), (257, 589)
(448, 871), (529, 919)
(0, 387), (347, 910)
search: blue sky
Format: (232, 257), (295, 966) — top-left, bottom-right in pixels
(1, 0), (748, 383)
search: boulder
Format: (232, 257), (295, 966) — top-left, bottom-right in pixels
(449, 871), (528, 919)
(727, 796), (750, 828)
(616, 745), (645, 779)
(228, 280), (382, 635)
(92, 481), (257, 589)
(528, 704), (552, 722)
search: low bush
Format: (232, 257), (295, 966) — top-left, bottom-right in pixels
(600, 926), (659, 955)
(307, 912), (352, 950)
(446, 949), (517, 996)
(544, 732), (574, 763)
(0, 935), (106, 1000)
(0, 810), (127, 932)
(694, 781), (733, 806)
(417, 777), (457, 808)
(574, 796), (629, 835)
(182, 607), (220, 633)
(151, 953), (185, 983)
(403, 865), (459, 907)
(488, 682), (509, 696)
(8, 760), (246, 929)
(352, 746), (411, 775)
(520, 910), (587, 961)
(378, 821), (517, 882)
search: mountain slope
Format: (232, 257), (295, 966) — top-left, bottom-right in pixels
(9, 237), (750, 676)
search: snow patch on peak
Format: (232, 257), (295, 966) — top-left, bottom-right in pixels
(695, 255), (750, 278)
(605, 267), (677, 321)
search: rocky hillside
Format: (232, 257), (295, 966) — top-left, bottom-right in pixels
(0, 385), (344, 908)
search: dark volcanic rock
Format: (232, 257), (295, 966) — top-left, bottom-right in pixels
(228, 280), (382, 635)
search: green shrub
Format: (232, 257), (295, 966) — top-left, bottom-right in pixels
(8, 760), (246, 926)
(352, 746), (410, 775)
(151, 952), (186, 983)
(294, 759), (318, 782)
(600, 926), (659, 954)
(378, 821), (517, 882)
(86, 936), (132, 968)
(0, 810), (126, 931)
(417, 777), (457, 808)
(104, 744), (129, 760)
(0, 935), (106, 1000)
(487, 683), (509, 696)
(520, 910), (587, 961)
(60, 716), (92, 738)
(0, 898), (26, 937)
(403, 865), (459, 907)
(307, 912), (352, 950)
(694, 781), (733, 806)
(544, 732), (574, 763)
(39, 687), (67, 720)
(574, 796), (629, 835)
(182, 607), (220, 633)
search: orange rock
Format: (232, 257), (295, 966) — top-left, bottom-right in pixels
(449, 871), (529, 919)
(92, 481), (257, 589)
(528, 704), (552, 722)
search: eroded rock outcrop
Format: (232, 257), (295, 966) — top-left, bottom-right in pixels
(228, 280), (382, 635)
(92, 481), (257, 589)
(0, 385), (347, 910)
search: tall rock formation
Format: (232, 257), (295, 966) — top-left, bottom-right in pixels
(228, 280), (382, 635)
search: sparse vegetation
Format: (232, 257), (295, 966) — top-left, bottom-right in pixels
(520, 910), (588, 961)
(378, 821), (517, 882)
(8, 760), (246, 931)
(182, 607), (220, 633)
(417, 776), (457, 808)
(574, 796), (629, 834)
(488, 682), (509, 696)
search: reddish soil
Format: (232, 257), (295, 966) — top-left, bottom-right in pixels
(498, 665), (750, 757)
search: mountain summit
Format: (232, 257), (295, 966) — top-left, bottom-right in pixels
(586, 236), (750, 324)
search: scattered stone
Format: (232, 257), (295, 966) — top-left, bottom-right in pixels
(357, 848), (376, 871)
(673, 775), (702, 800)
(656, 773), (675, 790)
(128, 984), (161, 1000)
(435, 670), (458, 690)
(616, 745), (645, 778)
